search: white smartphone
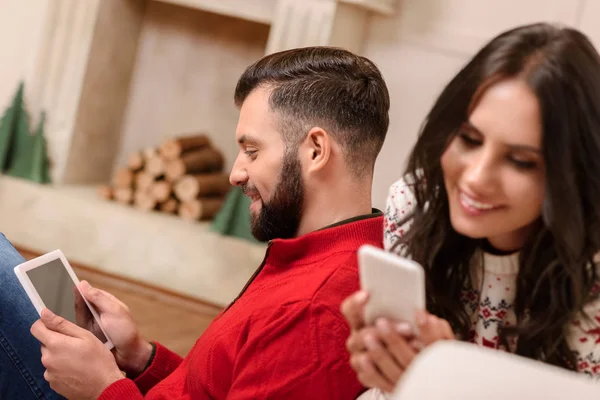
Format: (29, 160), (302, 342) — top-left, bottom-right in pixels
(358, 244), (426, 327)
(14, 249), (114, 350)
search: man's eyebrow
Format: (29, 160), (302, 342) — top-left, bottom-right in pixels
(237, 134), (262, 145)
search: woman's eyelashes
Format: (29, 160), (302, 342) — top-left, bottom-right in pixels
(458, 131), (482, 146)
(508, 156), (537, 170)
(457, 131), (539, 170)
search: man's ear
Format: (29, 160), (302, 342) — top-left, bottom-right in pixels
(302, 127), (331, 173)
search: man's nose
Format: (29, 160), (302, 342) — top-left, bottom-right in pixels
(229, 157), (248, 186)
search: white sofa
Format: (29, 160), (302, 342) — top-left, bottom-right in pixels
(393, 341), (599, 399)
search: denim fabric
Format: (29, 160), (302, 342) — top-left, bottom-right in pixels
(0, 233), (62, 399)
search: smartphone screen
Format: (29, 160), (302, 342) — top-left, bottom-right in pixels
(26, 258), (108, 344)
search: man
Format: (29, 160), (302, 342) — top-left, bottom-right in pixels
(1, 46), (390, 399)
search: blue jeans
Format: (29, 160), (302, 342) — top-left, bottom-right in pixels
(0, 233), (62, 399)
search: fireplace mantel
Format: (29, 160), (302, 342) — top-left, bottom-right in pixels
(156, 0), (397, 55)
(154, 0), (395, 26)
(153, 0), (277, 25)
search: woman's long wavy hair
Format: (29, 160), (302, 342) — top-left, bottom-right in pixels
(398, 23), (600, 369)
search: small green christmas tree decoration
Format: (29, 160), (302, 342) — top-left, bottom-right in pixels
(0, 82), (52, 184)
(29, 112), (51, 184)
(210, 186), (257, 243)
(5, 91), (35, 180)
(0, 82), (24, 171)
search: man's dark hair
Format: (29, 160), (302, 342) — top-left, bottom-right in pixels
(234, 46), (390, 177)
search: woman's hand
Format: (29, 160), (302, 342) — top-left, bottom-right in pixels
(341, 291), (455, 393)
(342, 291), (417, 392)
(414, 310), (455, 345)
(346, 318), (417, 392)
(341, 290), (369, 331)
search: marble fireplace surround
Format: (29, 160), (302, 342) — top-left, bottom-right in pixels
(2, 0), (397, 307)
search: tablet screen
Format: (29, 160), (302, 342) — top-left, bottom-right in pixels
(26, 258), (108, 344)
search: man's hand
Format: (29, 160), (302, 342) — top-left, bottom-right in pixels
(31, 309), (124, 400)
(76, 281), (153, 376)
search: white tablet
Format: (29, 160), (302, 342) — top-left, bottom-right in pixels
(14, 249), (114, 350)
(358, 244), (426, 327)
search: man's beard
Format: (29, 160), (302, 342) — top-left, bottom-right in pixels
(243, 153), (304, 242)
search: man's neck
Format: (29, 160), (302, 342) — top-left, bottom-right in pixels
(295, 181), (373, 237)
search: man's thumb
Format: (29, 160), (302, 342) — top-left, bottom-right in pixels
(41, 308), (82, 337)
(80, 280), (118, 314)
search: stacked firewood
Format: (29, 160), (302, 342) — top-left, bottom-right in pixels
(98, 134), (230, 221)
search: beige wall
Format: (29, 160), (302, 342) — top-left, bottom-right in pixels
(0, 0), (48, 115)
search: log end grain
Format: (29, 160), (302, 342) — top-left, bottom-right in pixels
(178, 198), (225, 221)
(114, 187), (134, 205)
(151, 181), (172, 203)
(127, 152), (144, 171)
(134, 190), (157, 212)
(97, 185), (113, 200)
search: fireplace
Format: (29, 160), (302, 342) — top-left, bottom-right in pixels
(1, 0), (397, 306)
(25, 0), (396, 184)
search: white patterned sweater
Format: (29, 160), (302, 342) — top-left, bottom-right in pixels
(359, 177), (600, 400)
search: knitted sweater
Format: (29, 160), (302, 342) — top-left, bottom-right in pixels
(99, 214), (383, 400)
(360, 177), (600, 399)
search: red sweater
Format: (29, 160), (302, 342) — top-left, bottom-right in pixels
(99, 214), (383, 400)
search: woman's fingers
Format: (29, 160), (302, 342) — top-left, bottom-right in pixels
(345, 309), (457, 395)
(341, 291), (369, 330)
(375, 319), (417, 369)
(415, 310), (456, 345)
(354, 353), (395, 393)
(346, 331), (365, 353)
(364, 332), (404, 384)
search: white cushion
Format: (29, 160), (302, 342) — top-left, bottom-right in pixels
(392, 341), (600, 399)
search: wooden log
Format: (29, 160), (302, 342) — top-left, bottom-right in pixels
(178, 198), (225, 221)
(173, 173), (231, 202)
(150, 181), (172, 203)
(145, 155), (165, 178)
(135, 172), (155, 191)
(97, 185), (113, 200)
(159, 197), (179, 214)
(160, 134), (211, 160)
(165, 148), (224, 181)
(142, 147), (157, 161)
(114, 187), (133, 204)
(128, 152), (144, 171)
(112, 167), (134, 188)
(134, 190), (157, 212)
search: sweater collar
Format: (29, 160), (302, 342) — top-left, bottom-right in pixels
(481, 251), (520, 275)
(477, 239), (520, 275)
(266, 211), (383, 266)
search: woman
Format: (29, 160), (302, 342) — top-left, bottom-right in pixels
(342, 22), (600, 398)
